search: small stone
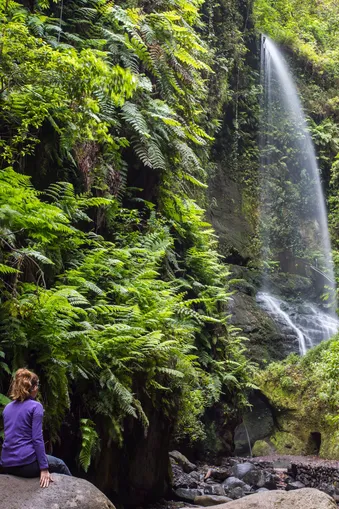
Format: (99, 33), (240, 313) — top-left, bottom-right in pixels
(211, 484), (226, 496)
(232, 462), (255, 480)
(243, 468), (266, 488)
(194, 495), (232, 506)
(228, 459), (241, 466)
(189, 471), (200, 481)
(208, 468), (232, 482)
(174, 488), (203, 501)
(286, 480), (305, 491)
(264, 473), (279, 490)
(223, 477), (246, 490)
(228, 486), (246, 500)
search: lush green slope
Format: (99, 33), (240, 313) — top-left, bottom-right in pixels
(254, 0), (339, 74)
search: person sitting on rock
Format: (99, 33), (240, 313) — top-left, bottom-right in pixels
(1, 368), (71, 487)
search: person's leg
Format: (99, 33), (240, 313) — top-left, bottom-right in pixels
(47, 455), (72, 476)
(5, 461), (40, 478)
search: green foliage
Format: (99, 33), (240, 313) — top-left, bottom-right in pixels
(0, 0), (254, 475)
(80, 419), (99, 472)
(0, 167), (253, 466)
(254, 0), (339, 75)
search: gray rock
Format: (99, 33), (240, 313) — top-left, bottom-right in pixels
(228, 459), (241, 466)
(182, 488), (337, 508)
(169, 450), (197, 473)
(256, 487), (269, 492)
(189, 471), (201, 481)
(228, 486), (247, 500)
(194, 495), (232, 506)
(171, 462), (198, 488)
(223, 476), (246, 490)
(212, 484), (227, 496)
(243, 467), (266, 488)
(286, 480), (305, 491)
(263, 473), (279, 490)
(174, 488), (203, 502)
(0, 474), (115, 509)
(208, 468), (232, 482)
(231, 462), (255, 480)
(204, 484), (227, 496)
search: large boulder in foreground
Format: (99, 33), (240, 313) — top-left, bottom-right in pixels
(0, 474), (115, 509)
(185, 488), (336, 509)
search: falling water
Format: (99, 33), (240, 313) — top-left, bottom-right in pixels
(259, 36), (338, 353)
(257, 292), (339, 355)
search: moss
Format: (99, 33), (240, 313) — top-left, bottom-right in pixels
(252, 440), (273, 456)
(271, 431), (307, 455)
(320, 430), (339, 459)
(256, 336), (339, 460)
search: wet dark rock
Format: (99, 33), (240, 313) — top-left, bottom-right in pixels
(243, 468), (266, 488)
(171, 463), (198, 489)
(205, 467), (232, 482)
(229, 292), (289, 367)
(228, 458), (241, 467)
(169, 451), (197, 473)
(194, 495), (232, 506)
(263, 473), (279, 490)
(211, 484), (227, 496)
(228, 486), (249, 500)
(231, 462), (255, 480)
(234, 394), (276, 457)
(223, 476), (246, 490)
(203, 484), (226, 496)
(189, 471), (201, 482)
(173, 488), (203, 502)
(286, 480), (306, 491)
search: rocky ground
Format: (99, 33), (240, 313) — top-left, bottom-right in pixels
(147, 452), (339, 508)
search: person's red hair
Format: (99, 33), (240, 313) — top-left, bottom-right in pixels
(9, 369), (39, 402)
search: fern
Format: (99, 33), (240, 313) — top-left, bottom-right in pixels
(0, 264), (20, 275)
(79, 419), (99, 472)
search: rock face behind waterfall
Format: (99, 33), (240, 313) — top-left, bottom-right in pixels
(0, 474), (115, 509)
(181, 488), (336, 508)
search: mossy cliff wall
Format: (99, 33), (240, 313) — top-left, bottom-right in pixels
(205, 0), (260, 266)
(257, 340), (339, 459)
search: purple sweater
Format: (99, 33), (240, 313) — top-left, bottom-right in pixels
(1, 398), (49, 469)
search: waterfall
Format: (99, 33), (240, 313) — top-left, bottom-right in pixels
(257, 292), (339, 355)
(259, 35), (338, 353)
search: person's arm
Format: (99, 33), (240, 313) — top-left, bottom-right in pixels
(32, 404), (51, 487)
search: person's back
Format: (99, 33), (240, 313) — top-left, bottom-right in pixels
(2, 398), (45, 468)
(1, 368), (71, 487)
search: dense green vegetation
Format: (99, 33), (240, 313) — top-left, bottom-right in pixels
(254, 0), (339, 73)
(0, 0), (255, 477)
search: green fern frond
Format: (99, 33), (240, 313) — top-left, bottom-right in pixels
(79, 418), (99, 472)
